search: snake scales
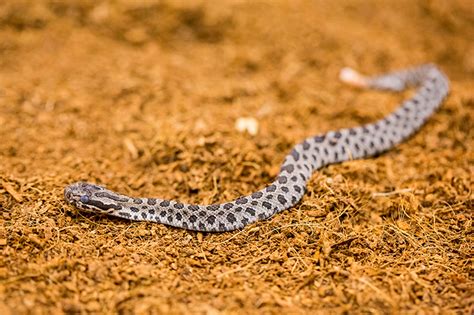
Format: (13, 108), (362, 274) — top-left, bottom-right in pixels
(64, 65), (449, 232)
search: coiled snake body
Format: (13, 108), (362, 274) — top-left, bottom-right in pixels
(65, 65), (449, 232)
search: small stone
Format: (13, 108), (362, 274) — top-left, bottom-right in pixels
(235, 117), (259, 135)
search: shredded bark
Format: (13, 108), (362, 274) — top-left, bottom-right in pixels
(0, 0), (472, 313)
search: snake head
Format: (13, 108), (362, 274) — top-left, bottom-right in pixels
(64, 182), (111, 212)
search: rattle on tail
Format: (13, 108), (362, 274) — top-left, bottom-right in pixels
(65, 64), (449, 232)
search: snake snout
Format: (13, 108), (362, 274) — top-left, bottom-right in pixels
(64, 186), (72, 202)
(64, 183), (84, 204)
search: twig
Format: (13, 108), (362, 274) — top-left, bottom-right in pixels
(372, 188), (412, 197)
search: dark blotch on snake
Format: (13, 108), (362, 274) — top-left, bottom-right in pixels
(206, 204), (219, 211)
(235, 197), (248, 205)
(245, 208), (256, 216)
(266, 185), (277, 192)
(206, 215), (216, 225)
(160, 200), (170, 207)
(95, 192), (128, 202)
(251, 191), (263, 199)
(282, 164), (294, 173)
(303, 141), (310, 150)
(227, 213), (236, 223)
(174, 202), (184, 209)
(84, 199), (122, 211)
(188, 205), (199, 211)
(189, 215), (197, 223)
(277, 195), (287, 205)
(291, 149), (300, 161)
(314, 135), (325, 143)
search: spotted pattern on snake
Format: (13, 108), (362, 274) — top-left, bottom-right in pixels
(64, 64), (449, 232)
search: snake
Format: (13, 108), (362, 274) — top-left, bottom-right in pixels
(64, 64), (449, 232)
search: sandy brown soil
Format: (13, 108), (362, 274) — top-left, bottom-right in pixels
(0, 0), (473, 314)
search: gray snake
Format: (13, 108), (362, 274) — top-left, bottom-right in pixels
(64, 65), (449, 232)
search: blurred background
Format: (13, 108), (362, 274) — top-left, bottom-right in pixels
(1, 1), (472, 314)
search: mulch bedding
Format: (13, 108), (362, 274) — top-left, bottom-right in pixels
(0, 0), (472, 314)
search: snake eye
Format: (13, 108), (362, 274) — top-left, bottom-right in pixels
(80, 195), (90, 203)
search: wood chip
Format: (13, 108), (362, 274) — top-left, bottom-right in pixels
(2, 182), (23, 202)
(123, 138), (139, 159)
